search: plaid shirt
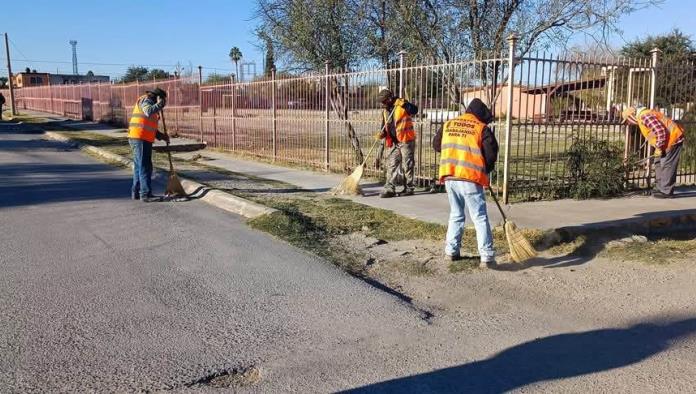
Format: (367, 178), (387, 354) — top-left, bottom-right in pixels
(640, 112), (669, 150)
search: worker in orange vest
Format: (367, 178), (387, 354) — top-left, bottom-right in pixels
(622, 106), (685, 198)
(376, 88), (419, 198)
(128, 87), (169, 202)
(433, 98), (499, 267)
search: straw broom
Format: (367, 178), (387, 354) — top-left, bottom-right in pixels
(488, 187), (537, 263)
(160, 110), (187, 198)
(331, 106), (397, 196)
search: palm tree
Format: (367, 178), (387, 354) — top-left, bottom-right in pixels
(228, 47), (242, 82)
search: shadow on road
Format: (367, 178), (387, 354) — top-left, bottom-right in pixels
(343, 317), (696, 393)
(0, 162), (191, 208)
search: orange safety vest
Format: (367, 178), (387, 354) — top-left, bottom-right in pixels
(383, 98), (415, 147)
(637, 108), (684, 150)
(128, 95), (159, 143)
(438, 113), (489, 187)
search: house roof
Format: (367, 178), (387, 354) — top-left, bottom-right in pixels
(521, 77), (607, 95)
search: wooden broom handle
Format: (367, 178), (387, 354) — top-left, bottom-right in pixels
(488, 187), (508, 222)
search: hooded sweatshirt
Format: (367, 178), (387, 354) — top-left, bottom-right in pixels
(432, 98), (499, 174)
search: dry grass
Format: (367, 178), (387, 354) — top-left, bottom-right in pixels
(602, 232), (696, 265)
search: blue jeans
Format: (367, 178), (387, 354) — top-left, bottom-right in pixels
(129, 138), (153, 198)
(445, 180), (495, 262)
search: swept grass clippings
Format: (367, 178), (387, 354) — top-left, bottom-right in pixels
(602, 233), (696, 265)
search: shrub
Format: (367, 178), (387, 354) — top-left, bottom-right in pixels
(567, 138), (627, 199)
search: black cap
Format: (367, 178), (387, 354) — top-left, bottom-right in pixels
(377, 88), (393, 103)
(146, 87), (167, 99)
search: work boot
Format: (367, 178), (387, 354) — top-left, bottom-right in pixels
(479, 259), (497, 269)
(380, 190), (396, 198)
(446, 253), (461, 262)
(131, 193), (140, 200)
(652, 191), (672, 199)
(402, 188), (415, 196)
(141, 195), (162, 203)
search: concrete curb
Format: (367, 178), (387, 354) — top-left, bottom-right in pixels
(43, 131), (276, 219)
(544, 211), (696, 245)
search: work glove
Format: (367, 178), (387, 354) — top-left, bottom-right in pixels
(155, 131), (170, 143)
(654, 148), (664, 158)
(374, 131), (385, 140)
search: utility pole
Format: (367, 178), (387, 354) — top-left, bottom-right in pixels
(4, 32), (17, 116)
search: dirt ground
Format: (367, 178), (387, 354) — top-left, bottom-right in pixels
(332, 230), (696, 317)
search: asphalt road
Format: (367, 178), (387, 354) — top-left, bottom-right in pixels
(2, 122), (696, 393)
(0, 124), (430, 392)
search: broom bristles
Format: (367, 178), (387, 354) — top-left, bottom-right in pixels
(504, 221), (537, 263)
(166, 172), (187, 197)
(331, 164), (364, 196)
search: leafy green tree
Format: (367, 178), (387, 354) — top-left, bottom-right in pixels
(229, 47), (243, 82)
(622, 29), (696, 107)
(621, 29), (695, 59)
(0, 77), (8, 88)
(121, 66), (149, 83)
(205, 73), (233, 85)
(145, 68), (171, 81)
(86, 70), (95, 77)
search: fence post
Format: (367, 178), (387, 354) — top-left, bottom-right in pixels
(649, 48), (660, 109)
(502, 34), (518, 204)
(324, 61), (330, 171)
(272, 67), (278, 161)
(398, 50), (407, 97)
(49, 80), (54, 114)
(231, 75), (236, 151)
(198, 65), (203, 142)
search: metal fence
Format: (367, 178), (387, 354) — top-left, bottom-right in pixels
(14, 41), (696, 202)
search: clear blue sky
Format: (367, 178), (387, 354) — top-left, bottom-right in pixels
(1, 0), (695, 80)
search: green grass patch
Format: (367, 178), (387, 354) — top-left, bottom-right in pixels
(249, 196), (446, 242)
(602, 233), (696, 265)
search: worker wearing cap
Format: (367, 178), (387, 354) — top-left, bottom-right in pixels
(622, 106), (685, 198)
(128, 87), (169, 202)
(433, 98), (499, 267)
(376, 88), (419, 198)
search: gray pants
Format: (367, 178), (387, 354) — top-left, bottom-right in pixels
(655, 142), (683, 195)
(384, 140), (415, 192)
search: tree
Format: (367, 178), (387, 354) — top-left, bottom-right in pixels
(121, 66), (149, 83)
(258, 31), (276, 77)
(0, 77), (7, 88)
(146, 68), (171, 81)
(24, 67), (30, 73)
(229, 47), (243, 82)
(256, 0), (368, 162)
(86, 70), (95, 77)
(205, 72), (234, 85)
(621, 29), (696, 107)
(621, 29), (695, 59)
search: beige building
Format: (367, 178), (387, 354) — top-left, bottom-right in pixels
(12, 72), (51, 88)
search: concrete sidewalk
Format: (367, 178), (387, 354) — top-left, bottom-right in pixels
(180, 150), (696, 230)
(19, 110), (696, 232)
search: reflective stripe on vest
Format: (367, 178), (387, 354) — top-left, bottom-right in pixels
(383, 98), (415, 146)
(637, 109), (685, 150)
(127, 95), (159, 142)
(438, 113), (489, 186)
